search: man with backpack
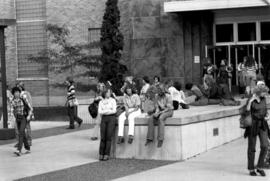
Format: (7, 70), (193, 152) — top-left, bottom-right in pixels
(11, 87), (33, 156)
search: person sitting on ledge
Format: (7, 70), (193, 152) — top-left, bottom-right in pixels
(185, 83), (208, 106)
(145, 84), (174, 148)
(166, 80), (189, 110)
(117, 86), (141, 144)
(201, 76), (221, 105)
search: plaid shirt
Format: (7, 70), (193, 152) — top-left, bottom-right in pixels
(11, 97), (32, 117)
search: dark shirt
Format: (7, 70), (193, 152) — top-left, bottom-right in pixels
(245, 98), (270, 138)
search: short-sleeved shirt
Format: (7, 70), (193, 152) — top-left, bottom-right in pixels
(124, 94), (141, 108)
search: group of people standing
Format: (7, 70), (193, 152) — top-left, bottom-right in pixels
(4, 82), (34, 156)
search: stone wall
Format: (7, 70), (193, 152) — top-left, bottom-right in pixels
(0, 0), (17, 89)
(127, 0), (213, 85)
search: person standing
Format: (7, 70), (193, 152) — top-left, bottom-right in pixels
(245, 83), (269, 176)
(98, 88), (117, 161)
(65, 77), (83, 129)
(238, 57), (247, 96)
(90, 82), (105, 141)
(11, 87), (33, 156)
(117, 86), (141, 144)
(145, 84), (174, 148)
(244, 56), (258, 96)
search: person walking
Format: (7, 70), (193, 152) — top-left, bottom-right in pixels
(117, 86), (141, 144)
(245, 82), (270, 176)
(145, 84), (174, 148)
(98, 88), (117, 161)
(11, 87), (33, 156)
(14, 82), (34, 148)
(65, 77), (83, 129)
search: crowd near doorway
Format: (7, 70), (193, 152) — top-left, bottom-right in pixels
(205, 20), (270, 92)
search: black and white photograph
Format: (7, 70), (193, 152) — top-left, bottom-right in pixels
(0, 0), (270, 180)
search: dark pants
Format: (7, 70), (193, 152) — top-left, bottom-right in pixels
(247, 129), (269, 170)
(173, 101), (189, 110)
(99, 114), (116, 156)
(67, 106), (83, 128)
(16, 115), (30, 152)
(147, 110), (173, 141)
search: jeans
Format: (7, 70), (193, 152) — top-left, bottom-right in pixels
(99, 115), (116, 156)
(247, 129), (269, 170)
(67, 106), (83, 128)
(16, 115), (30, 152)
(118, 109), (141, 137)
(147, 110), (173, 141)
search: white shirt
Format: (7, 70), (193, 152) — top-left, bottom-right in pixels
(98, 97), (117, 115)
(168, 86), (186, 104)
(141, 83), (150, 95)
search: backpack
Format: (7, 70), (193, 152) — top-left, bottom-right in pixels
(21, 98), (30, 117)
(88, 100), (100, 118)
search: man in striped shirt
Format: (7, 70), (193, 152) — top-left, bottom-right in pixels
(65, 77), (83, 129)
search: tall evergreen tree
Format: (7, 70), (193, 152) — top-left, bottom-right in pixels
(99, 0), (127, 95)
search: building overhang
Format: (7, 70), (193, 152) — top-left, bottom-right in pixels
(164, 0), (270, 13)
(0, 19), (16, 26)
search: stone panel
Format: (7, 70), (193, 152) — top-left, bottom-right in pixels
(132, 38), (162, 59)
(132, 17), (161, 39)
(141, 0), (161, 17)
(132, 57), (166, 77)
(183, 16), (193, 83)
(160, 13), (182, 37)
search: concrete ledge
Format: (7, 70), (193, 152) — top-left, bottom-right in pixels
(113, 100), (269, 161)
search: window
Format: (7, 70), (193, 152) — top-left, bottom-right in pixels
(215, 24), (234, 43)
(238, 23), (256, 42)
(261, 22), (270, 41)
(88, 28), (101, 55)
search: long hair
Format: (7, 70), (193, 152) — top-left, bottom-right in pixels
(244, 56), (256, 67)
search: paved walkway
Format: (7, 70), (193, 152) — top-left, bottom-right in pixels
(0, 129), (99, 181)
(113, 138), (270, 181)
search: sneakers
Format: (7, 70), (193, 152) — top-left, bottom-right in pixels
(257, 169), (266, 177)
(25, 149), (31, 154)
(117, 137), (125, 144)
(78, 120), (83, 127)
(249, 170), (257, 176)
(145, 139), (153, 146)
(103, 155), (109, 161)
(66, 126), (75, 129)
(157, 140), (163, 148)
(99, 155), (104, 161)
(14, 151), (22, 157)
(128, 135), (134, 144)
(91, 137), (98, 141)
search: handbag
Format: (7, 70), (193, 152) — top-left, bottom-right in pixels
(88, 101), (99, 119)
(240, 111), (252, 129)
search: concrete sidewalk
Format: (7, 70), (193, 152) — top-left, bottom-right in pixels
(113, 138), (270, 181)
(0, 129), (99, 181)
